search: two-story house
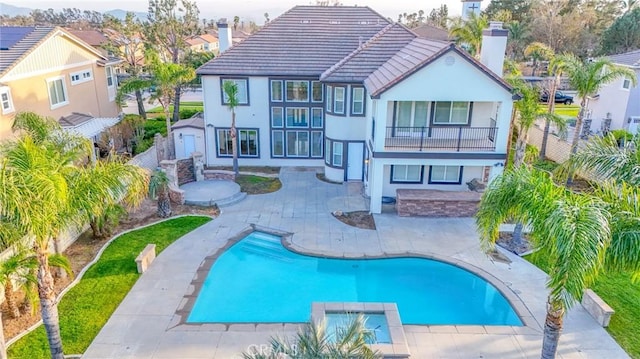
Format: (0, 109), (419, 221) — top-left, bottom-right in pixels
(197, 6), (515, 213)
(587, 49), (640, 135)
(0, 26), (121, 141)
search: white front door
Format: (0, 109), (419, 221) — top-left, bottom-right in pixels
(183, 134), (196, 158)
(347, 142), (364, 181)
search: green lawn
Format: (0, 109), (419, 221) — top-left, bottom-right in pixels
(147, 102), (203, 114)
(539, 104), (580, 118)
(235, 174), (282, 194)
(8, 216), (212, 359)
(525, 250), (640, 358)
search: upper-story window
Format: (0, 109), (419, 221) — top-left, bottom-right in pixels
(271, 80), (283, 102)
(433, 101), (470, 125)
(47, 76), (68, 109)
(351, 87), (365, 115)
(0, 86), (14, 114)
(70, 69), (93, 85)
(395, 101), (428, 127)
(326, 85), (333, 112)
(312, 81), (323, 102)
(622, 78), (632, 90)
(222, 78), (249, 104)
(105, 66), (115, 87)
(285, 80), (309, 102)
(333, 86), (345, 114)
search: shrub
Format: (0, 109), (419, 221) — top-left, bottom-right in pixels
(179, 108), (200, 119)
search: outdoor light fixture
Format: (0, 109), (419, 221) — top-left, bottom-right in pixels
(493, 162), (504, 167)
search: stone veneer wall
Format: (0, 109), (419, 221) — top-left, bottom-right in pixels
(203, 170), (236, 181)
(396, 189), (481, 217)
(177, 158), (195, 185)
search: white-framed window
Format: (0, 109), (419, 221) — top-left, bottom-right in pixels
(0, 87), (14, 114)
(286, 131), (309, 157)
(47, 76), (68, 109)
(271, 80), (283, 102)
(312, 81), (323, 102)
(70, 69), (93, 85)
(332, 141), (343, 167)
(272, 107), (284, 127)
(429, 165), (462, 184)
(285, 80), (309, 102)
(286, 107), (309, 127)
(391, 165), (423, 183)
(351, 87), (365, 115)
(272, 130), (285, 157)
(105, 66), (116, 87)
(395, 101), (428, 128)
(334, 87), (345, 114)
(622, 78), (632, 90)
(311, 131), (323, 158)
(216, 128), (259, 157)
(326, 85), (333, 112)
(433, 101), (470, 125)
(311, 108), (323, 128)
(222, 78), (249, 104)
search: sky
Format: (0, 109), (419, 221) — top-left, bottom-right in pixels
(2, 0), (484, 22)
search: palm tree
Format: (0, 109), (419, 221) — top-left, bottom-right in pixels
(449, 13), (488, 57)
(505, 21), (529, 60)
(476, 166), (640, 359)
(149, 169), (172, 218)
(0, 112), (147, 359)
(241, 314), (381, 359)
(223, 81), (240, 176)
(539, 54), (565, 161)
(524, 42), (554, 77)
(119, 50), (195, 159)
(0, 249), (36, 318)
(558, 54), (637, 156)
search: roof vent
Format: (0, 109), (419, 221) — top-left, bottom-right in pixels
(301, 20), (311, 24)
(359, 20), (369, 25)
(329, 20), (341, 25)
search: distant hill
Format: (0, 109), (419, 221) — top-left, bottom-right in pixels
(103, 9), (147, 21)
(0, 3), (147, 20)
(0, 2), (32, 16)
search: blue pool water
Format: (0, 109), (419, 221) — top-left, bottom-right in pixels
(187, 231), (522, 325)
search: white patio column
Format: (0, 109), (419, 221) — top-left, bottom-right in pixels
(494, 101), (513, 153)
(369, 159), (385, 214)
(488, 162), (505, 183)
(373, 100), (388, 152)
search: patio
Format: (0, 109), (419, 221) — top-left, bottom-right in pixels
(83, 167), (629, 359)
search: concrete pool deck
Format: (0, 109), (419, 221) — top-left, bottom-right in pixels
(84, 167), (630, 359)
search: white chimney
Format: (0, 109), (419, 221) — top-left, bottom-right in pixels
(217, 19), (232, 53)
(480, 21), (508, 77)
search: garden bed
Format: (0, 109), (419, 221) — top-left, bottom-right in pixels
(332, 210), (376, 230)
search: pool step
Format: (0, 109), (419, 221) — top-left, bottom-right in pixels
(240, 236), (291, 262)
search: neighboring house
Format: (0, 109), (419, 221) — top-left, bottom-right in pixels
(588, 49), (640, 135)
(186, 33), (219, 53)
(0, 26), (121, 141)
(172, 113), (206, 159)
(411, 24), (451, 42)
(197, 6), (514, 213)
(67, 29), (109, 56)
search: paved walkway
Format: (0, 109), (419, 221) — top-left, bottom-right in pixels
(84, 167), (629, 359)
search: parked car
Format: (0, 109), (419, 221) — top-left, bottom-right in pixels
(540, 90), (574, 105)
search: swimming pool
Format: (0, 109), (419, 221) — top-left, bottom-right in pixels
(187, 231), (522, 326)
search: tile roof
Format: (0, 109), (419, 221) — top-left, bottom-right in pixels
(411, 24), (451, 42)
(67, 29), (108, 47)
(199, 34), (217, 43)
(320, 23), (417, 83)
(197, 6), (391, 77)
(365, 39), (512, 97)
(58, 112), (94, 127)
(608, 49), (640, 67)
(172, 113), (204, 130)
(0, 26), (54, 77)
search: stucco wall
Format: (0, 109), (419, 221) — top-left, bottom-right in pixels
(589, 75), (633, 133)
(174, 127), (206, 160)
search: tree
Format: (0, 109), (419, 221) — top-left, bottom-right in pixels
(146, 0), (200, 122)
(0, 112), (148, 359)
(241, 314), (381, 359)
(264, 12), (270, 24)
(484, 0), (532, 24)
(233, 15), (240, 30)
(0, 249), (37, 319)
(449, 13), (489, 57)
(524, 42), (554, 76)
(505, 21), (529, 59)
(119, 50), (195, 159)
(103, 13), (148, 119)
(476, 166), (640, 359)
(149, 169), (172, 218)
(427, 5), (448, 28)
(539, 54), (565, 160)
(558, 54), (637, 158)
(600, 8), (640, 54)
(223, 81), (240, 176)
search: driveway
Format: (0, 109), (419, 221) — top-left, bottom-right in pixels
(83, 167), (629, 359)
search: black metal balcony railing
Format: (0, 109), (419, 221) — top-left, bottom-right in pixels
(385, 126), (498, 151)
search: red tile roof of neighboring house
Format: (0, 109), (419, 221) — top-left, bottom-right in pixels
(411, 24), (451, 42)
(68, 29), (109, 47)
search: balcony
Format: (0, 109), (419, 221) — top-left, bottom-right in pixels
(384, 126), (498, 152)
